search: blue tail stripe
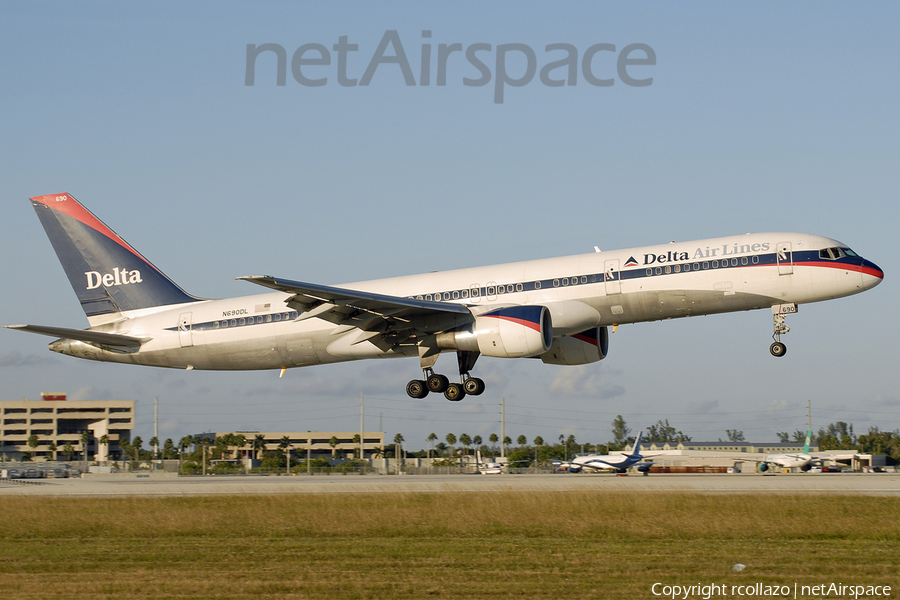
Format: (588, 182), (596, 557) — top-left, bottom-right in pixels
(32, 195), (201, 316)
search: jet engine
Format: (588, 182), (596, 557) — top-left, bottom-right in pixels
(540, 326), (609, 366)
(436, 306), (552, 358)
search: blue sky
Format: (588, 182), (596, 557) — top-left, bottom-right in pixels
(1, 2), (898, 451)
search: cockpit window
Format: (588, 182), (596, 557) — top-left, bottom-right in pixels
(819, 247), (846, 260)
(841, 247), (858, 257)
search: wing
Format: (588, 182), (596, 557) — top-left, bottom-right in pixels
(5, 324), (149, 350)
(238, 275), (474, 347)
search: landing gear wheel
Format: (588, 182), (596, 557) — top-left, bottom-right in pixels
(463, 377), (485, 395)
(769, 342), (787, 357)
(426, 373), (449, 393)
(406, 379), (429, 399)
(444, 383), (466, 401)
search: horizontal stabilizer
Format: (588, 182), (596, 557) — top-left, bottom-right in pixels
(5, 324), (149, 348)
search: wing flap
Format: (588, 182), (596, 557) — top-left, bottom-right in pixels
(238, 275), (473, 336)
(237, 275), (471, 315)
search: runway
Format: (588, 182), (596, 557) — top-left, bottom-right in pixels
(2, 472), (899, 497)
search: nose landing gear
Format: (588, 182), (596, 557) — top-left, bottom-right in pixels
(769, 303), (796, 357)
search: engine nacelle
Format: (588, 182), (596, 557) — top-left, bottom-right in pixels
(540, 327), (609, 366)
(436, 306), (552, 358)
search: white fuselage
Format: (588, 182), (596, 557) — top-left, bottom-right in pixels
(51, 232), (882, 371)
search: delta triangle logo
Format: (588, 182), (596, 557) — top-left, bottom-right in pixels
(624, 256), (639, 267)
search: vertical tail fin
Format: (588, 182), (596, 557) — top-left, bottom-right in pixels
(802, 428), (812, 455)
(630, 431), (644, 457)
(30, 193), (201, 321)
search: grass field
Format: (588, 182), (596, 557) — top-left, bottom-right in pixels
(0, 492), (898, 599)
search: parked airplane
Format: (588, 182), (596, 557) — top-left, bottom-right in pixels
(474, 450), (504, 474)
(556, 431), (656, 473)
(757, 428), (816, 472)
(6, 193), (884, 401)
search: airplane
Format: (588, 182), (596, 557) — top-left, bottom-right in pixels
(474, 450), (504, 474)
(556, 431), (657, 473)
(757, 428), (816, 472)
(6, 193), (884, 402)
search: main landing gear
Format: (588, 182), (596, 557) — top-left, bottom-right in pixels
(406, 350), (486, 401)
(769, 303), (797, 358)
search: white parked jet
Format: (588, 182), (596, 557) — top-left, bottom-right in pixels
(557, 431), (657, 473)
(758, 428), (816, 472)
(6, 193), (884, 401)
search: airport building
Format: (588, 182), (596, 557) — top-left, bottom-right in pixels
(0, 393), (134, 462)
(193, 430), (385, 461)
(640, 440), (821, 453)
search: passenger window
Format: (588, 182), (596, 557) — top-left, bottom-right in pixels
(673, 265), (680, 273)
(664, 266), (671, 274)
(581, 276), (587, 284)
(731, 258), (738, 267)
(470, 287), (480, 299)
(266, 315), (272, 323)
(534, 281), (542, 290)
(553, 279), (559, 287)
(703, 262), (709, 269)
(741, 257), (748, 266)
(230, 319), (237, 326)
(239, 318), (245, 326)
(562, 278), (569, 286)
(487, 286), (496, 295)
(655, 267), (662, 275)
(507, 284), (514, 293)
(712, 260), (718, 268)
(443, 292), (451, 301)
(452, 291), (459, 300)
(461, 290), (469, 299)
(516, 283), (523, 292)
(425, 294), (432, 301)
(646, 269), (652, 276)
(752, 256), (759, 264)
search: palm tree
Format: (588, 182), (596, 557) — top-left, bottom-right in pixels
(27, 434), (39, 460)
(48, 441), (57, 462)
(329, 436), (339, 460)
(149, 436), (159, 461)
(253, 434), (266, 461)
(99, 434), (109, 463)
(445, 433), (457, 456)
(81, 430), (92, 463)
(62, 442), (75, 462)
(234, 434), (247, 460)
(119, 440), (131, 466)
(352, 434), (361, 459)
(459, 433), (472, 457)
(534, 436), (544, 464)
(503, 436), (512, 457)
(489, 433), (499, 459)
(427, 433), (438, 459)
(517, 435), (527, 447)
(131, 436), (143, 463)
(163, 438), (176, 459)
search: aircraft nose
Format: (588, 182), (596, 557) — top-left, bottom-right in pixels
(859, 258), (884, 290)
